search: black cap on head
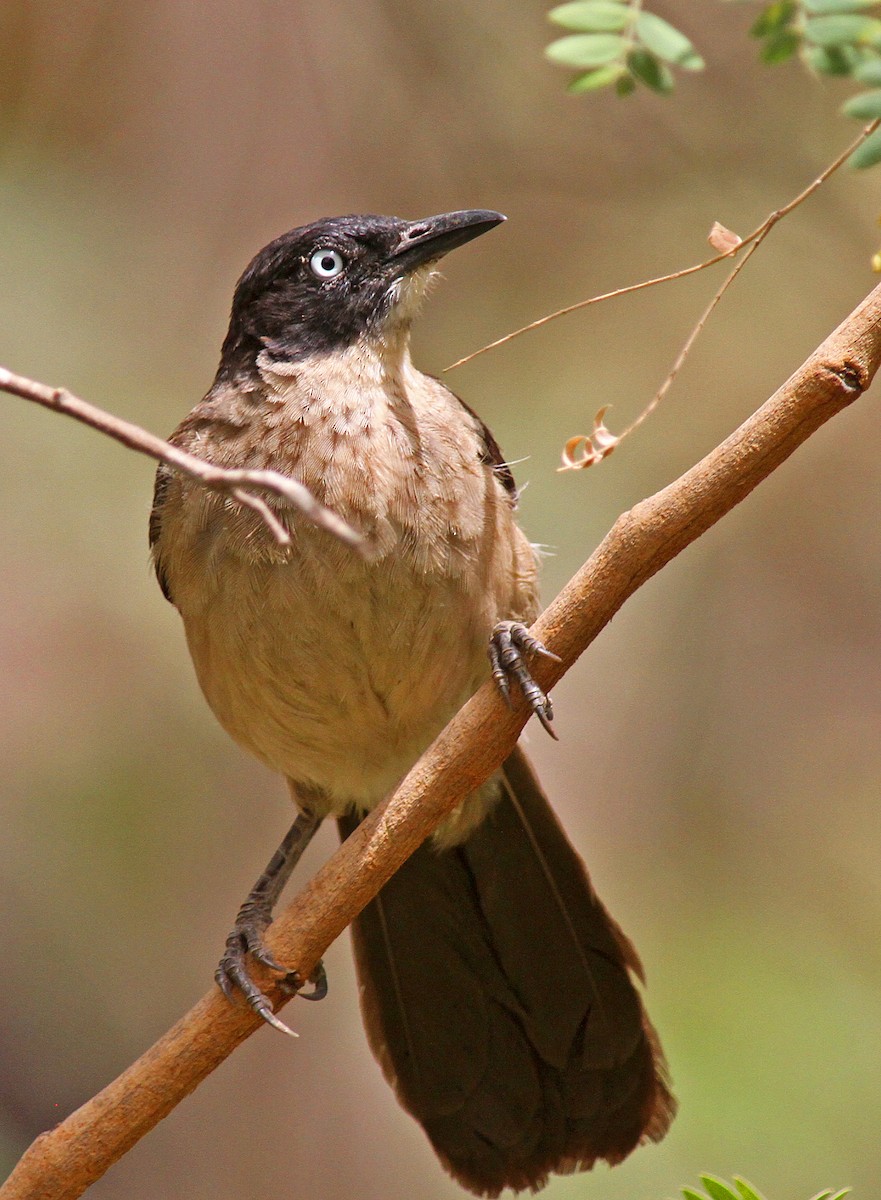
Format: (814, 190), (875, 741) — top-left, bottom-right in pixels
(216, 210), (505, 381)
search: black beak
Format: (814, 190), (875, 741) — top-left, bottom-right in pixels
(392, 209), (506, 274)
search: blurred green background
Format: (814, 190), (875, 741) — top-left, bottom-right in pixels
(2, 3), (880, 1198)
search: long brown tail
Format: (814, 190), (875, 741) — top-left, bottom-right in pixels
(337, 745), (675, 1197)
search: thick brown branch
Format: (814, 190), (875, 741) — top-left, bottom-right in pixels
(0, 366), (364, 552)
(3, 281), (881, 1199)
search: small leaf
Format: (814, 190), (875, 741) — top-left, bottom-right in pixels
(826, 1190), (852, 1200)
(616, 72), (637, 94)
(545, 32), (627, 66)
(567, 63), (626, 91)
(678, 49), (705, 71)
(855, 57), (881, 82)
(804, 14), (881, 44)
(805, 43), (860, 72)
(849, 122), (881, 165)
(636, 11), (705, 67)
(805, 0), (880, 11)
(628, 47), (675, 91)
(761, 29), (802, 61)
(843, 87), (881, 117)
(751, 1), (797, 36)
(549, 1), (631, 32)
(700, 1177), (741, 1200)
(682, 1190), (710, 1200)
(732, 1178), (767, 1200)
(708, 221), (743, 252)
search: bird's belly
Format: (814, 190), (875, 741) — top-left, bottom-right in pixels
(181, 548), (493, 809)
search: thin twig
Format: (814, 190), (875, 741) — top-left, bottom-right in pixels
(445, 120), (880, 373)
(622, 233), (767, 441)
(560, 227), (769, 468)
(3, 275), (881, 1200)
(0, 366), (365, 553)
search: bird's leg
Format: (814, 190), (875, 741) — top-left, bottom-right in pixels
(489, 620), (560, 739)
(216, 809), (326, 1037)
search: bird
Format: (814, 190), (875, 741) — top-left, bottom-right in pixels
(149, 209), (675, 1196)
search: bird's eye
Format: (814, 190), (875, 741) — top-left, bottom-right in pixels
(309, 249), (345, 279)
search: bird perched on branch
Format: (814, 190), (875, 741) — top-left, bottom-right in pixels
(149, 209), (674, 1196)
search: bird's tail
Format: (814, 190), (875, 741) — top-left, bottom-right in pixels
(338, 745), (675, 1197)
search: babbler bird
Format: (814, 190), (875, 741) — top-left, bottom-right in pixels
(149, 210), (674, 1196)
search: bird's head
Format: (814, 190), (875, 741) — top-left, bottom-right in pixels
(217, 209), (505, 380)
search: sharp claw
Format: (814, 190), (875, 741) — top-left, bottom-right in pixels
(536, 706), (559, 741)
(299, 962), (328, 1001)
(215, 968), (237, 1001)
(216, 956), (301, 1037)
(253, 1003), (300, 1038)
(249, 944), (287, 973)
(488, 642), (509, 702)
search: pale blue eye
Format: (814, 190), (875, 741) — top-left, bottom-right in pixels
(309, 249), (345, 279)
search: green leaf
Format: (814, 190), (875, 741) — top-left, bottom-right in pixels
(733, 1178), (767, 1200)
(805, 0), (880, 11)
(681, 1190), (709, 1200)
(567, 63), (626, 91)
(849, 121), (881, 164)
(842, 86), (881, 116)
(628, 46), (675, 91)
(700, 1177), (741, 1200)
(827, 1190), (852, 1200)
(549, 1), (631, 32)
(545, 33), (627, 66)
(616, 72), (637, 94)
(806, 1193), (833, 1200)
(751, 1), (797, 36)
(805, 42), (860, 69)
(804, 14), (881, 44)
(855, 56), (881, 81)
(761, 29), (802, 60)
(635, 11), (705, 68)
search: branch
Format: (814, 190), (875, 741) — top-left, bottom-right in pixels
(0, 367), (364, 553)
(4, 281), (881, 1199)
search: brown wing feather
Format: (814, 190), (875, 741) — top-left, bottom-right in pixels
(427, 376), (518, 502)
(149, 464), (175, 604)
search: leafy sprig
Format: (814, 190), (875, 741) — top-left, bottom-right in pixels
(675, 1177), (850, 1200)
(545, 0), (704, 95)
(750, 0), (881, 165)
(545, 0), (881, 166)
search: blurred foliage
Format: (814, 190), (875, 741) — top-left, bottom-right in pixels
(545, 0), (881, 165)
(676, 1176), (849, 1200)
(675, 1176), (849, 1200)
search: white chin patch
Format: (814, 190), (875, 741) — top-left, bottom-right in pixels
(385, 265), (440, 325)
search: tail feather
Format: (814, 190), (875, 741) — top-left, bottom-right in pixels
(338, 745), (675, 1197)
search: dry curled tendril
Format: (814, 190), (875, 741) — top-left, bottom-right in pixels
(560, 218), (750, 472)
(560, 406), (619, 470)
